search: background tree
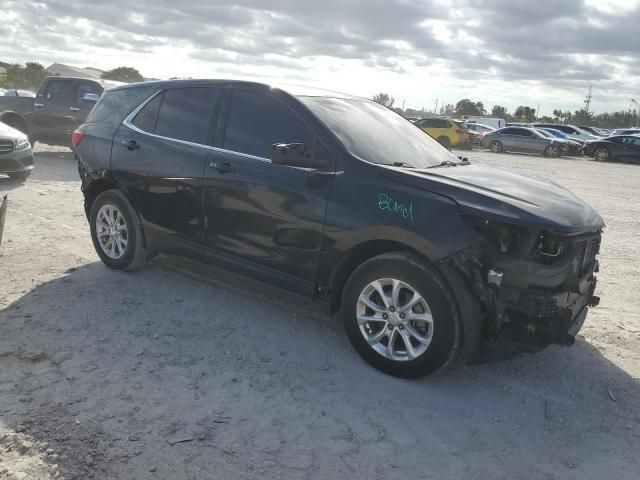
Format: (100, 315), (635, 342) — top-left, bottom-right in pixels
(372, 92), (395, 108)
(0, 62), (51, 90)
(101, 67), (144, 83)
(454, 98), (486, 116)
(514, 105), (537, 123)
(439, 103), (455, 116)
(491, 105), (509, 119)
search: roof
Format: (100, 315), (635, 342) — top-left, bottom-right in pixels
(109, 78), (362, 100)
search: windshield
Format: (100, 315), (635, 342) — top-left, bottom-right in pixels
(299, 96), (456, 168)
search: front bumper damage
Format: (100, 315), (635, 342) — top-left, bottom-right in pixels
(450, 227), (602, 351)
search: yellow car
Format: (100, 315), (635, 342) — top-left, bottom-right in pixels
(413, 118), (471, 148)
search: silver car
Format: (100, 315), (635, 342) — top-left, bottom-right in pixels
(481, 126), (563, 157)
(0, 121), (34, 180)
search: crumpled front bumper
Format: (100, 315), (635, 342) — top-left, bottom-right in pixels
(488, 233), (601, 350)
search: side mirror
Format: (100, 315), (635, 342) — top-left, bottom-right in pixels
(81, 93), (100, 103)
(271, 143), (331, 171)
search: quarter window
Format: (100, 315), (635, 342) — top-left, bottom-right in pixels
(77, 81), (103, 101)
(132, 93), (163, 133)
(224, 89), (314, 159)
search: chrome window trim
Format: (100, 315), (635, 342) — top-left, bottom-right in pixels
(122, 89), (338, 174)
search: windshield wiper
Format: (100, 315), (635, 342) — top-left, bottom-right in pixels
(425, 157), (471, 169)
(379, 161), (415, 168)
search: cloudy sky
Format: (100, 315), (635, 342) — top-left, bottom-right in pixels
(1, 0), (639, 115)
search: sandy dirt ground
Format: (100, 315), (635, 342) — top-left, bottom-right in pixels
(0, 145), (639, 480)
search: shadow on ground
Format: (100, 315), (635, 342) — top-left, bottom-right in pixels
(1, 258), (639, 479)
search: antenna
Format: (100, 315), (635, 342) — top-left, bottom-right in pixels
(584, 84), (592, 113)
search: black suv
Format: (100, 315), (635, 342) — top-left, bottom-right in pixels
(74, 80), (604, 378)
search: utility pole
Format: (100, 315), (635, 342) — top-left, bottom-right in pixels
(632, 99), (640, 128)
(584, 85), (593, 113)
(434, 98), (438, 116)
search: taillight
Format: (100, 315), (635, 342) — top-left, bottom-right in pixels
(71, 130), (85, 149)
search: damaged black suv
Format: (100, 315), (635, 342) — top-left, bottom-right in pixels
(74, 80), (604, 378)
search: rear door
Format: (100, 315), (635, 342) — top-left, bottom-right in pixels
(111, 86), (219, 249)
(33, 78), (79, 143)
(202, 87), (334, 291)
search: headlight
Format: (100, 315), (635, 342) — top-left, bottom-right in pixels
(463, 216), (526, 255)
(15, 136), (30, 150)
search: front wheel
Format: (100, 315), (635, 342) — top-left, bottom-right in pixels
(489, 140), (503, 153)
(544, 145), (561, 157)
(89, 190), (149, 271)
(8, 170), (31, 181)
(593, 147), (610, 162)
(342, 252), (462, 378)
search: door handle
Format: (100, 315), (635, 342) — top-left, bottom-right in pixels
(69, 106), (80, 112)
(209, 161), (235, 173)
(120, 139), (140, 151)
(34, 103), (44, 108)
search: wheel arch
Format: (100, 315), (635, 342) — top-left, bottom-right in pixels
(327, 240), (484, 364)
(328, 240), (427, 315)
(83, 177), (120, 220)
(0, 112), (30, 136)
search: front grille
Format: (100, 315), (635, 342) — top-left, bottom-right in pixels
(518, 292), (559, 318)
(571, 234), (599, 276)
(0, 139), (14, 154)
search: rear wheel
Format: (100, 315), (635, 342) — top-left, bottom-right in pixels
(7, 170), (31, 181)
(90, 190), (149, 271)
(489, 140), (503, 153)
(342, 252), (462, 378)
(437, 136), (451, 149)
(593, 147), (610, 162)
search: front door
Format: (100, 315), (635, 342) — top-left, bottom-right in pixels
(33, 78), (79, 144)
(111, 87), (219, 249)
(203, 87), (334, 290)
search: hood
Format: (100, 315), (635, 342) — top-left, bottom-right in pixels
(0, 121), (23, 139)
(381, 163), (605, 234)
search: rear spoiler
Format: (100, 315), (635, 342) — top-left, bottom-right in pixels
(0, 195), (7, 246)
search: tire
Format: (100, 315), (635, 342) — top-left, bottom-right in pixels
(89, 189), (149, 271)
(437, 136), (451, 149)
(342, 252), (462, 378)
(7, 170), (31, 181)
(593, 147), (610, 162)
(489, 140), (503, 153)
(544, 145), (561, 157)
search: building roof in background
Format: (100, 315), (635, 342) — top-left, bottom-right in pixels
(46, 63), (104, 79)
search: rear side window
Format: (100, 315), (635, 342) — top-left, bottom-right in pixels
(224, 89), (314, 159)
(86, 87), (148, 123)
(77, 81), (103, 101)
(154, 88), (218, 144)
(501, 128), (517, 135)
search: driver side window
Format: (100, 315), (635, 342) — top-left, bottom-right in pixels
(224, 89), (315, 159)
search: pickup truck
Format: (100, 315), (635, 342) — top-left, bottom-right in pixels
(0, 76), (120, 146)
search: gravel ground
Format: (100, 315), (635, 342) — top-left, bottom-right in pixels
(0, 146), (639, 480)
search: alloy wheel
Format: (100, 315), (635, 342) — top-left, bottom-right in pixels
(96, 204), (128, 260)
(594, 148), (609, 162)
(356, 278), (433, 361)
